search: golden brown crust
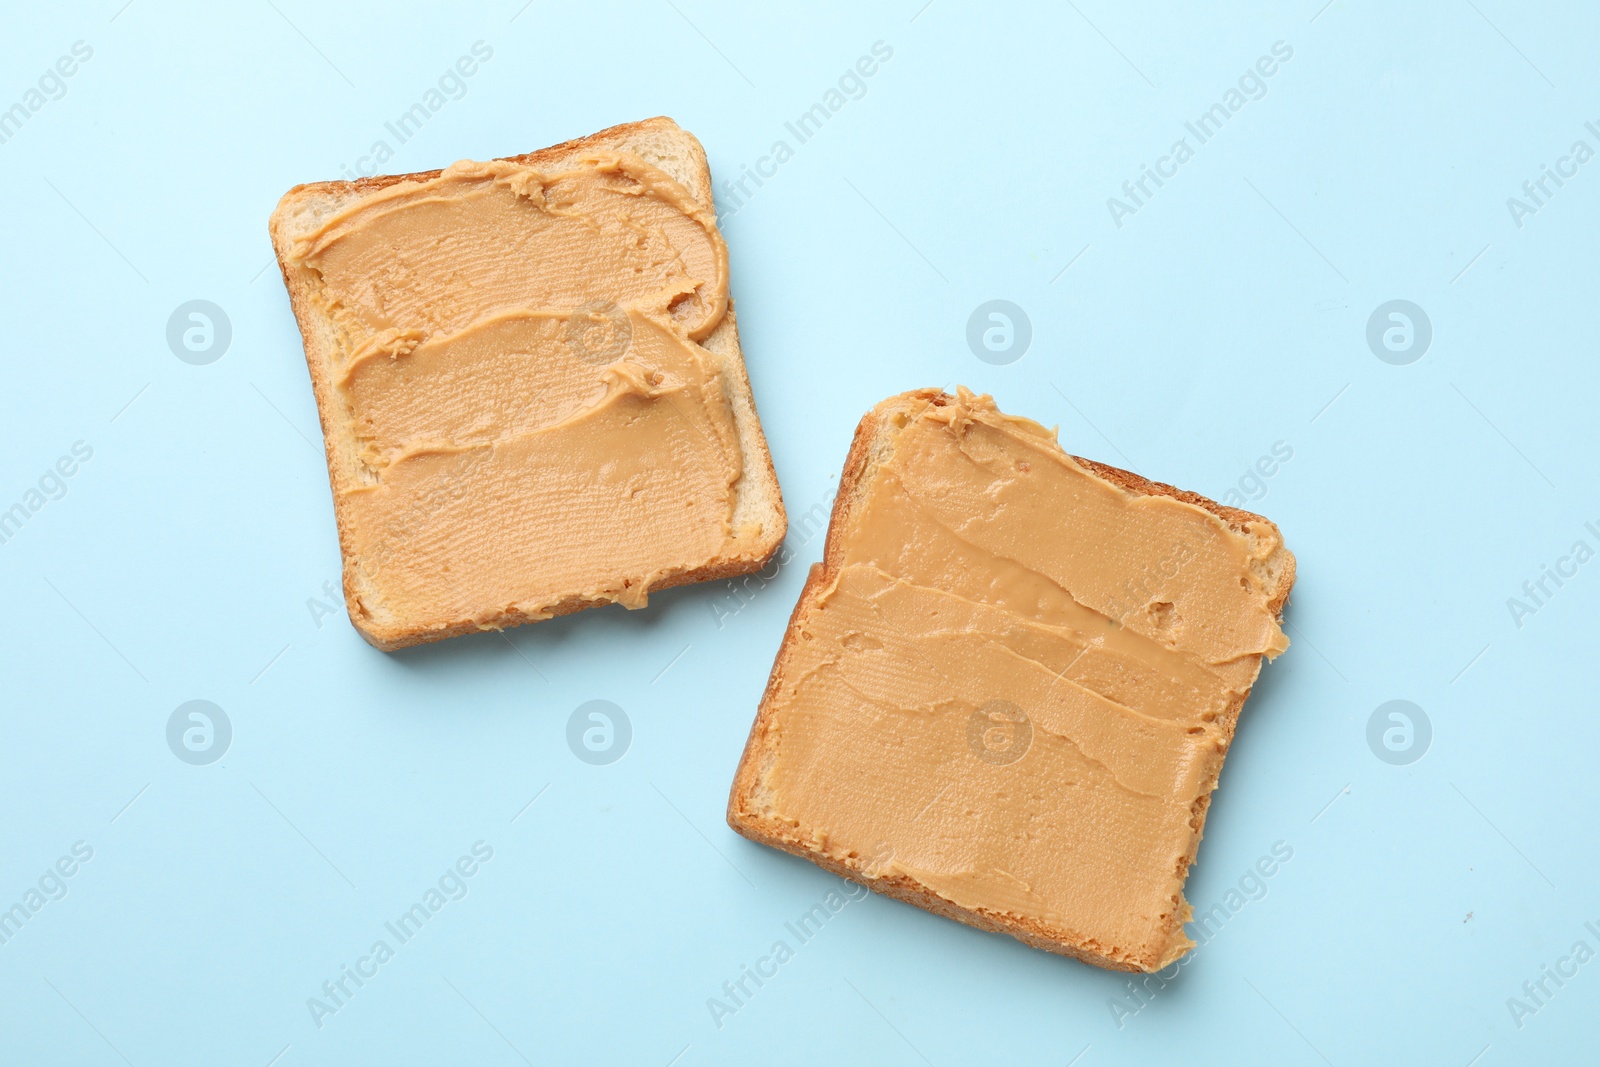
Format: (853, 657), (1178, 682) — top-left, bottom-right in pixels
(267, 117), (785, 651)
(726, 388), (1297, 971)
(275, 116), (691, 204)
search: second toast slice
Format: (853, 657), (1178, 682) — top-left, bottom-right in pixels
(728, 388), (1294, 971)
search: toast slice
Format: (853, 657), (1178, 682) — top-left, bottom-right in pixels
(727, 388), (1295, 972)
(269, 118), (784, 650)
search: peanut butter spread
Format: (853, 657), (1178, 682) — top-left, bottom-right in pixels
(289, 152), (747, 631)
(758, 390), (1289, 968)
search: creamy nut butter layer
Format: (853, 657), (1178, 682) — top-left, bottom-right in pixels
(271, 122), (783, 649)
(729, 389), (1294, 971)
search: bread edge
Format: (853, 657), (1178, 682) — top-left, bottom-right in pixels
(725, 387), (1297, 972)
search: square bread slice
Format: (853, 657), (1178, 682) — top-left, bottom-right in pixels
(269, 117), (784, 650)
(727, 388), (1295, 972)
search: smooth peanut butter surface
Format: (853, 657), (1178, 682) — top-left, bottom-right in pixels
(288, 152), (745, 631)
(759, 391), (1288, 968)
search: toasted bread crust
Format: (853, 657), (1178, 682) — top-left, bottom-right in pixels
(726, 388), (1296, 971)
(268, 117), (785, 651)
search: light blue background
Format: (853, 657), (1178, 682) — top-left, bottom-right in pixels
(2, 2), (1596, 1064)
